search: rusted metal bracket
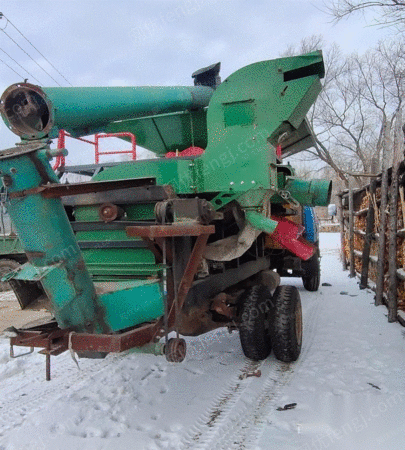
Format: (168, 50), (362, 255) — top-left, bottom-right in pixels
(126, 224), (215, 238)
(126, 222), (215, 327)
(9, 177), (156, 199)
(9, 319), (164, 380)
(173, 233), (211, 313)
(69, 320), (164, 353)
(165, 233), (212, 329)
(10, 345), (34, 358)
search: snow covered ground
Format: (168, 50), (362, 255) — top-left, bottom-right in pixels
(0, 233), (404, 450)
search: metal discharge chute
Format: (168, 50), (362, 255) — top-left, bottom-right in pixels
(0, 53), (331, 377)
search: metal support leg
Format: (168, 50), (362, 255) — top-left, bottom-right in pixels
(46, 354), (51, 381)
(10, 345), (34, 358)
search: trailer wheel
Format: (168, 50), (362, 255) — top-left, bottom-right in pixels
(239, 285), (272, 361)
(302, 253), (320, 292)
(0, 259), (20, 292)
(270, 285), (302, 362)
(165, 338), (186, 362)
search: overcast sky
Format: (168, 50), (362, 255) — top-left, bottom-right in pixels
(0, 0), (393, 165)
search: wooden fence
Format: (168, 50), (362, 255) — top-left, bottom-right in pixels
(339, 165), (405, 325)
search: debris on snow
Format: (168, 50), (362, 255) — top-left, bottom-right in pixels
(277, 403), (297, 411)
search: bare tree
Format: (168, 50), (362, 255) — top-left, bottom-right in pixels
(283, 35), (324, 57)
(284, 37), (405, 187)
(326, 0), (405, 30)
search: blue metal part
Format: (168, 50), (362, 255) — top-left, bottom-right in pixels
(302, 206), (319, 243)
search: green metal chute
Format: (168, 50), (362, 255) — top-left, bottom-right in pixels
(105, 109), (208, 155)
(0, 83), (214, 143)
(196, 51), (325, 195)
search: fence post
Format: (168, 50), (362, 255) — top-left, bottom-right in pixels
(376, 119), (390, 306)
(349, 178), (355, 278)
(360, 158), (378, 289)
(338, 193), (347, 271)
(387, 109), (403, 322)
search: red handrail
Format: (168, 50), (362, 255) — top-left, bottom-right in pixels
(53, 130), (137, 169)
(95, 132), (136, 164)
(52, 129), (66, 170)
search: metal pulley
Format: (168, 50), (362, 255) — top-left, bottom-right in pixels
(155, 200), (173, 224)
(98, 203), (124, 222)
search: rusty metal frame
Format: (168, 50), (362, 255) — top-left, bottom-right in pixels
(126, 224), (215, 238)
(9, 222), (215, 379)
(10, 320), (164, 353)
(70, 320), (164, 353)
(126, 223), (215, 325)
(10, 320), (164, 380)
(168, 233), (211, 326)
(9, 177), (156, 199)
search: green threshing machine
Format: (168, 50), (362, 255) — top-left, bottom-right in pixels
(0, 51), (330, 379)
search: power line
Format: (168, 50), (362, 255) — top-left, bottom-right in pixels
(0, 46), (42, 84)
(2, 14), (72, 86)
(0, 55), (24, 79)
(0, 13), (64, 86)
(0, 27), (62, 86)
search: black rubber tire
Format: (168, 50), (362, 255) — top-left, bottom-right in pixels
(270, 285), (302, 363)
(239, 285), (273, 361)
(0, 259), (20, 292)
(302, 253), (320, 292)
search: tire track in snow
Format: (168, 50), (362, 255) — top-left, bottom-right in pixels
(220, 292), (324, 449)
(180, 358), (263, 450)
(181, 293), (323, 450)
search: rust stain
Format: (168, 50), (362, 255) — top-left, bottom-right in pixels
(26, 251), (45, 261)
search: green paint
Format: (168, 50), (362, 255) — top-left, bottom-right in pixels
(0, 235), (24, 256)
(98, 279), (164, 332)
(106, 109), (208, 155)
(196, 52), (324, 197)
(223, 100), (255, 127)
(0, 143), (105, 332)
(82, 248), (158, 280)
(74, 206), (101, 222)
(284, 177), (332, 207)
(93, 157), (194, 194)
(1, 85), (213, 142)
(126, 203), (155, 220)
(76, 230), (134, 241)
(2, 262), (58, 282)
(246, 211), (278, 234)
